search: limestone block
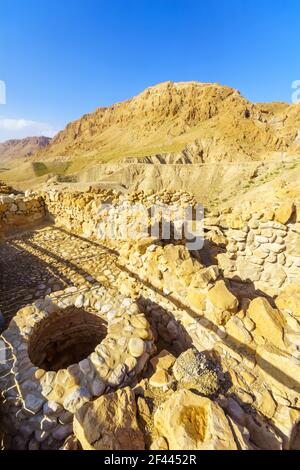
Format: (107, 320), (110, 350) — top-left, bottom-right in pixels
(154, 390), (237, 450)
(274, 203), (295, 225)
(74, 388), (144, 450)
(248, 297), (285, 349)
(207, 280), (238, 313)
(276, 284), (300, 319)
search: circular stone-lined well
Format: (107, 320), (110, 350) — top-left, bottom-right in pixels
(28, 307), (107, 371)
(0, 285), (155, 450)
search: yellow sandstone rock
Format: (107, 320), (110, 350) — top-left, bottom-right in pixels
(74, 388), (144, 450)
(225, 315), (253, 345)
(255, 389), (277, 419)
(248, 297), (285, 349)
(150, 350), (176, 371)
(275, 284), (300, 319)
(274, 202), (294, 225)
(207, 280), (238, 313)
(154, 390), (237, 450)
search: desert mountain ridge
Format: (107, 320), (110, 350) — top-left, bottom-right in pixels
(34, 80), (300, 163)
(1, 81), (300, 210)
(0, 136), (51, 163)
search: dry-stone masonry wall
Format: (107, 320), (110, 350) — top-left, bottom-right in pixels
(205, 201), (300, 295)
(0, 193), (46, 238)
(41, 189), (199, 244)
(120, 239), (300, 415)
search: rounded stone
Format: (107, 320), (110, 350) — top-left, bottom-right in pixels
(108, 363), (126, 386)
(124, 355), (137, 372)
(91, 379), (106, 396)
(149, 369), (172, 388)
(134, 328), (150, 340)
(128, 338), (145, 358)
(35, 369), (45, 380)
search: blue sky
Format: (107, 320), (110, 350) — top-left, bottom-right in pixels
(0, 0), (299, 141)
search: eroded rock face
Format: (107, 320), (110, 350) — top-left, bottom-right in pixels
(74, 388), (145, 450)
(154, 390), (238, 450)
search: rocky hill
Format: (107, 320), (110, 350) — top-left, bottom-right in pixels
(2, 81), (300, 211)
(0, 136), (51, 163)
(36, 81), (300, 163)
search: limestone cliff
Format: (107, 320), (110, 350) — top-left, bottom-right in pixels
(35, 81), (300, 163)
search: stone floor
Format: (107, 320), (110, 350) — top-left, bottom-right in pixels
(0, 226), (193, 354)
(0, 225), (121, 323)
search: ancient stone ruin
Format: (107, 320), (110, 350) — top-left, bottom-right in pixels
(0, 187), (300, 450)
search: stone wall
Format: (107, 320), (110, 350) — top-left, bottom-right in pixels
(41, 189), (199, 244)
(205, 202), (300, 295)
(1, 189), (299, 296)
(0, 193), (46, 238)
(118, 238), (300, 427)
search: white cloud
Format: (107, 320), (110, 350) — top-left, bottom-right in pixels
(0, 117), (59, 141)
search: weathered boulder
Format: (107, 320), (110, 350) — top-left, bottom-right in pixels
(276, 284), (300, 319)
(207, 280), (238, 313)
(274, 202), (294, 225)
(247, 297), (285, 349)
(225, 316), (253, 345)
(73, 388), (144, 450)
(256, 345), (300, 395)
(154, 390), (237, 450)
(173, 349), (220, 397)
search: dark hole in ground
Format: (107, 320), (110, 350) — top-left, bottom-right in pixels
(28, 307), (107, 371)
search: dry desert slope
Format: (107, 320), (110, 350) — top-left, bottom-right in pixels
(35, 81), (300, 163)
(1, 81), (300, 210)
(0, 136), (51, 163)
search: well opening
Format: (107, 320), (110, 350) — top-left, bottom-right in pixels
(28, 307), (107, 371)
